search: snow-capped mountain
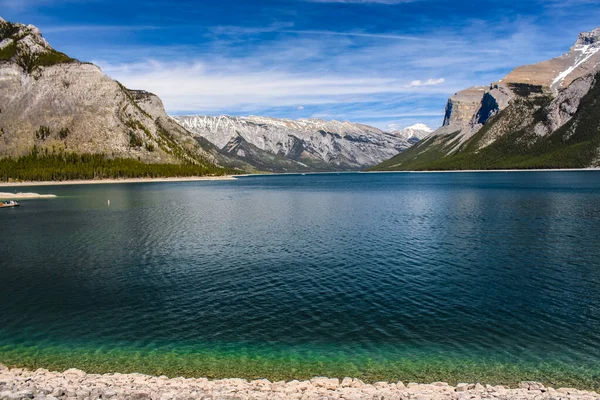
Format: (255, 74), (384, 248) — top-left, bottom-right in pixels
(173, 115), (414, 171)
(390, 124), (433, 143)
(412, 27), (600, 154)
(374, 27), (600, 171)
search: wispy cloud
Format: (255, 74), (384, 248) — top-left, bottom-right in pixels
(9, 0), (599, 130)
(92, 18), (575, 130)
(407, 78), (445, 87)
(279, 29), (455, 42)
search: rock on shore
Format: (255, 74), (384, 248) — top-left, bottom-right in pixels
(0, 364), (598, 400)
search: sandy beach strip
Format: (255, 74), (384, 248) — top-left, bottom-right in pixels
(0, 176), (238, 188)
(0, 192), (57, 199)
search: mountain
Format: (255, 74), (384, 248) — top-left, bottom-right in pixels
(374, 28), (600, 171)
(173, 115), (414, 171)
(390, 123), (433, 143)
(0, 17), (231, 179)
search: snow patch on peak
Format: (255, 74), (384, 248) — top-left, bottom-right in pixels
(391, 123), (433, 141)
(552, 44), (600, 89)
(406, 123), (433, 132)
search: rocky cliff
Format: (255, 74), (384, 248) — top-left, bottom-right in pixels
(0, 17), (222, 169)
(173, 115), (415, 171)
(374, 27), (600, 171)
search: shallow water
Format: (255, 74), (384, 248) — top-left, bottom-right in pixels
(1, 172), (600, 387)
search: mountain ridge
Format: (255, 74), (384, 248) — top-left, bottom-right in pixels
(173, 115), (420, 171)
(0, 17), (235, 180)
(373, 27), (600, 171)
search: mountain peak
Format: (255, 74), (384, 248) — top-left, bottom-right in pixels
(391, 123), (433, 142)
(405, 123), (433, 132)
(575, 28), (600, 47)
(0, 17), (76, 73)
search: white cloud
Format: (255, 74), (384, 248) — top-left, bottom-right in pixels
(297, 105), (305, 110)
(102, 60), (450, 112)
(87, 18), (572, 127)
(407, 78), (445, 87)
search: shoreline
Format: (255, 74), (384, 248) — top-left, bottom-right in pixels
(0, 192), (57, 199)
(363, 168), (600, 174)
(0, 175), (237, 188)
(0, 365), (597, 400)
(0, 169), (598, 188)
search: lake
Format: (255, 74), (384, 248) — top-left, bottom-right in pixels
(1, 172), (600, 388)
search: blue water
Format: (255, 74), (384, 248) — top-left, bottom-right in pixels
(1, 172), (600, 386)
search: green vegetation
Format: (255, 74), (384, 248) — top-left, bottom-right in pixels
(0, 41), (17, 61)
(35, 125), (51, 141)
(0, 21), (20, 40)
(373, 73), (600, 171)
(0, 149), (235, 182)
(32, 49), (74, 68)
(128, 131), (143, 148)
(17, 48), (75, 74)
(58, 127), (70, 139)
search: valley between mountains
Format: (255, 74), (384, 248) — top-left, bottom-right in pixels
(2, 16), (600, 179)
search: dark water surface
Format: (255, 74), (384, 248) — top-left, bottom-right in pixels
(1, 172), (600, 387)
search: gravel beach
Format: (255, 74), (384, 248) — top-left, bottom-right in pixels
(0, 364), (598, 400)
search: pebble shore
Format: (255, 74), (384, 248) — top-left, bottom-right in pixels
(1, 364), (598, 400)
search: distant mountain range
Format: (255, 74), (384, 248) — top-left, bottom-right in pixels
(173, 116), (429, 171)
(374, 28), (600, 171)
(0, 16), (434, 176)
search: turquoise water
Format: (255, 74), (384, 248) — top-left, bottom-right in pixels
(1, 172), (600, 388)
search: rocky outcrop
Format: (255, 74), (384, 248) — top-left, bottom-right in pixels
(0, 365), (599, 400)
(533, 73), (597, 137)
(0, 17), (221, 168)
(173, 115), (415, 170)
(442, 87), (487, 127)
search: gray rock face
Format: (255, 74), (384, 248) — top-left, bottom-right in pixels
(577, 28), (600, 46)
(423, 27), (600, 155)
(0, 18), (218, 167)
(1, 367), (599, 400)
(504, 27), (600, 93)
(533, 74), (597, 138)
(442, 87), (487, 127)
(173, 115), (414, 170)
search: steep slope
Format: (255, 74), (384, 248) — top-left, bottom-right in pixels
(374, 28), (600, 171)
(0, 17), (229, 177)
(173, 115), (413, 171)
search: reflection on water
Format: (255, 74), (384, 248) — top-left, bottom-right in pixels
(1, 172), (600, 386)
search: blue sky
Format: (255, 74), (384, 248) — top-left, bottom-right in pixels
(2, 0), (600, 130)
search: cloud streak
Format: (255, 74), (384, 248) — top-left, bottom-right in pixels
(407, 78), (445, 87)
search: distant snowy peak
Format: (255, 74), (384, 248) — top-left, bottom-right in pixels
(391, 123), (433, 141)
(173, 115), (413, 170)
